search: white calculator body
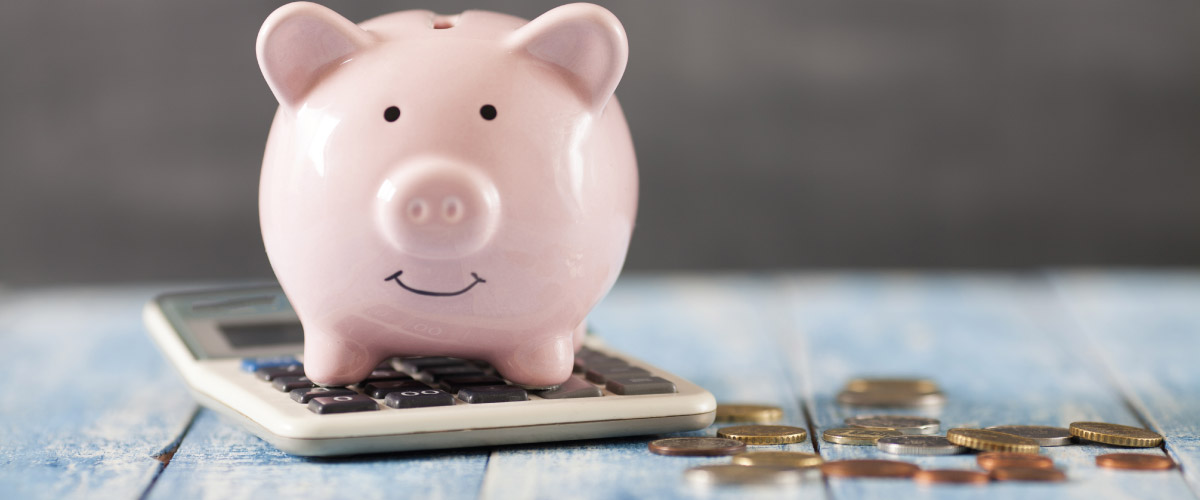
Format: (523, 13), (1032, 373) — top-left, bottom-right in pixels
(143, 285), (716, 456)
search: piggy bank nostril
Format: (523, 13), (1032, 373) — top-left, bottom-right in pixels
(406, 199), (430, 223)
(442, 196), (464, 223)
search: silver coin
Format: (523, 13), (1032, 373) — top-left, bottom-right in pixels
(836, 390), (946, 408)
(684, 465), (805, 486)
(845, 415), (940, 435)
(985, 425), (1076, 446)
(875, 435), (967, 456)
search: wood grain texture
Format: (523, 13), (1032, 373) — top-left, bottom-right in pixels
(0, 287), (196, 500)
(779, 273), (1195, 499)
(478, 276), (825, 500)
(1053, 271), (1200, 497)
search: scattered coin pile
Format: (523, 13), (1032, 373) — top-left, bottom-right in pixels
(650, 378), (1175, 487)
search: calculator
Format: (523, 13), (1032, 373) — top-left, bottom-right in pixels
(143, 285), (717, 456)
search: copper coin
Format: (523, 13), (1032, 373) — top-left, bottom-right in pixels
(990, 467), (1067, 482)
(1096, 453), (1176, 471)
(976, 452), (1054, 471)
(647, 437), (747, 456)
(821, 459), (920, 479)
(913, 469), (990, 485)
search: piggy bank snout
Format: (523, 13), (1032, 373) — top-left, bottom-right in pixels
(377, 162), (500, 259)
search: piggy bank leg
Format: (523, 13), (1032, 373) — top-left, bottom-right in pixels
(493, 334), (575, 388)
(302, 331), (374, 387)
(573, 321), (586, 352)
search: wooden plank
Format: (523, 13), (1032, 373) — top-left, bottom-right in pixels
(0, 287), (197, 500)
(478, 275), (826, 500)
(779, 273), (1195, 499)
(1052, 270), (1200, 497)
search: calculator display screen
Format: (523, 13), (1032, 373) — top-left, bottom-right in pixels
(219, 323), (305, 348)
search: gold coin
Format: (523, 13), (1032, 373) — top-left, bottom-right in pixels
(822, 428), (903, 446)
(946, 429), (1039, 454)
(844, 378), (940, 394)
(684, 464), (805, 486)
(732, 451), (824, 468)
(717, 425), (808, 445)
(715, 404), (784, 423)
(836, 390), (946, 408)
(1069, 422), (1164, 448)
(1095, 453), (1175, 470)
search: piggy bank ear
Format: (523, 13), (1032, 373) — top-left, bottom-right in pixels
(256, 2), (373, 108)
(508, 3), (629, 111)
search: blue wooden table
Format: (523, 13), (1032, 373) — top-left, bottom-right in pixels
(2, 271), (1197, 499)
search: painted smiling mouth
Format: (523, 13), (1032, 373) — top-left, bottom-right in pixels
(383, 270), (486, 297)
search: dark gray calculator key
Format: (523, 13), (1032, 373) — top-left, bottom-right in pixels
(605, 376), (677, 395)
(458, 386), (529, 404)
(573, 358), (588, 373)
(375, 358), (398, 370)
(384, 388), (456, 409)
(397, 357), (469, 372)
(359, 369), (412, 383)
(422, 365), (487, 382)
(255, 364), (304, 381)
(585, 365), (650, 384)
(273, 375), (316, 392)
(537, 376), (603, 399)
(308, 394), (379, 414)
(364, 379), (427, 399)
(439, 375), (507, 393)
(577, 356), (628, 370)
(290, 387), (356, 404)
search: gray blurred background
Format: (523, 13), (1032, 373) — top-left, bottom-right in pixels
(2, 0), (1198, 285)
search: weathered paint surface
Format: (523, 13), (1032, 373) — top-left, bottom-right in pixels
(1, 273), (1197, 499)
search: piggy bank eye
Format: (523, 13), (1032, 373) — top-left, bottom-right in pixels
(383, 106), (401, 122)
(479, 104), (497, 121)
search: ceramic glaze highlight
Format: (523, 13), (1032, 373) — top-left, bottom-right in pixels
(256, 2), (637, 387)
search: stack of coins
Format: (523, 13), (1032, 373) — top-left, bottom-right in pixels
(837, 378), (946, 408)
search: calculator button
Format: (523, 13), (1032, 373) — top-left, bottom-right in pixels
(273, 375), (316, 392)
(577, 355), (628, 370)
(359, 369), (412, 383)
(255, 364), (304, 381)
(241, 356), (299, 373)
(537, 376), (604, 399)
(290, 387), (356, 404)
(439, 375), (507, 393)
(384, 388), (456, 409)
(458, 386), (529, 404)
(397, 357), (468, 372)
(363, 379), (426, 399)
(421, 365), (487, 382)
(308, 394), (379, 414)
(585, 365), (650, 384)
(375, 358), (397, 370)
(605, 376), (677, 395)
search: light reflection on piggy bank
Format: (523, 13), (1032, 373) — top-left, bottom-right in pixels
(256, 2), (637, 387)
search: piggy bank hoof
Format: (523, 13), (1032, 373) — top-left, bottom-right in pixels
(303, 336), (374, 387)
(493, 336), (574, 387)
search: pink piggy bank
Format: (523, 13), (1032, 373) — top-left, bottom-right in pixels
(256, 2), (637, 387)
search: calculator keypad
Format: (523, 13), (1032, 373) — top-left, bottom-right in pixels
(241, 347), (677, 416)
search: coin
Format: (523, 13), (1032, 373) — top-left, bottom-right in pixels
(845, 378), (939, 394)
(845, 415), (940, 435)
(913, 469), (990, 485)
(836, 390), (947, 408)
(684, 465), (805, 486)
(976, 452), (1054, 471)
(947, 428), (1040, 453)
(1069, 422), (1164, 448)
(717, 425), (808, 445)
(1095, 453), (1176, 470)
(648, 437), (747, 456)
(985, 425), (1075, 446)
(715, 404), (784, 423)
(821, 459), (920, 479)
(990, 467), (1067, 482)
(823, 428), (903, 446)
(732, 451), (824, 469)
(876, 435), (967, 456)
